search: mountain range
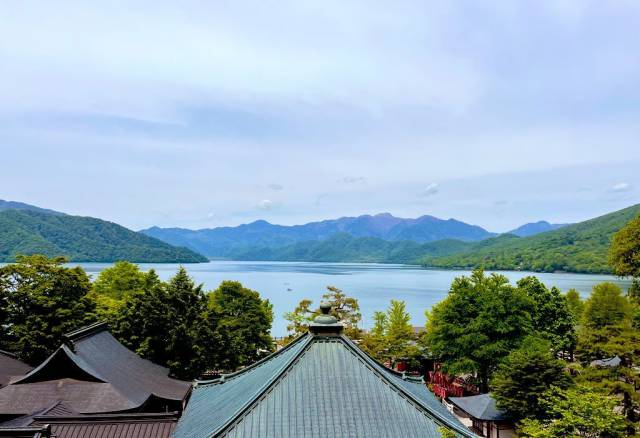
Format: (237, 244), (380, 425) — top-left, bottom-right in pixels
(143, 205), (638, 274)
(2, 198), (637, 273)
(0, 202), (207, 263)
(141, 213), (497, 258)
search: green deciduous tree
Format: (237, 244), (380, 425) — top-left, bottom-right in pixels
(423, 269), (534, 391)
(565, 288), (585, 323)
(517, 277), (576, 355)
(518, 386), (625, 437)
(207, 280), (273, 371)
(91, 261), (153, 320)
(0, 255), (97, 364)
(492, 336), (571, 420)
(609, 214), (640, 279)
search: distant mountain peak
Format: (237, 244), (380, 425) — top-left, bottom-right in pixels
(508, 221), (569, 237)
(0, 199), (64, 216)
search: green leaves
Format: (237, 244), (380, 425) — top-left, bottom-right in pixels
(423, 269), (533, 391)
(518, 386), (626, 437)
(492, 336), (571, 420)
(0, 255), (97, 364)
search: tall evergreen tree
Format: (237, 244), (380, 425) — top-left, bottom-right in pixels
(112, 267), (211, 379)
(492, 336), (571, 420)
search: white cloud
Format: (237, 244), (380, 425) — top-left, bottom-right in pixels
(611, 182), (632, 192)
(420, 182), (440, 197)
(257, 199), (274, 210)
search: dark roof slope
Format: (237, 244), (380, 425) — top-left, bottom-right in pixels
(1, 411), (177, 438)
(0, 350), (32, 387)
(0, 323), (190, 415)
(449, 393), (509, 421)
(174, 333), (473, 437)
(32, 412), (178, 438)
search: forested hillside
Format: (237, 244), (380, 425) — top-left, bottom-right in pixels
(427, 204), (640, 273)
(0, 210), (207, 263)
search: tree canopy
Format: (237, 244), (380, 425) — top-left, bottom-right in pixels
(516, 277), (576, 355)
(518, 386), (626, 437)
(0, 255), (97, 364)
(207, 280), (273, 370)
(492, 336), (571, 420)
(423, 269), (533, 391)
(609, 214), (640, 279)
(112, 267), (212, 379)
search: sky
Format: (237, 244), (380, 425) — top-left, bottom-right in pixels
(1, 1), (639, 233)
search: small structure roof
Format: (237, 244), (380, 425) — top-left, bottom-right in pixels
(0, 350), (32, 388)
(448, 393), (509, 421)
(174, 305), (473, 438)
(590, 356), (621, 368)
(0, 411), (178, 438)
(32, 412), (178, 438)
(0, 322), (190, 416)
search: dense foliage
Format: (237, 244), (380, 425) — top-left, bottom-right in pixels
(518, 386), (626, 437)
(422, 269), (534, 391)
(609, 213), (640, 279)
(0, 255), (97, 364)
(361, 300), (418, 366)
(207, 281), (274, 370)
(0, 209), (207, 263)
(491, 336), (571, 420)
(428, 203), (640, 273)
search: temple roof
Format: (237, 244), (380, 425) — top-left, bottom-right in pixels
(0, 350), (32, 388)
(0, 411), (178, 438)
(0, 322), (190, 415)
(174, 307), (473, 438)
(448, 393), (509, 422)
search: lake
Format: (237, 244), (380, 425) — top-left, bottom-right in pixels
(73, 261), (633, 336)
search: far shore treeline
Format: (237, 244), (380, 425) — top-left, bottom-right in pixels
(1, 212), (639, 435)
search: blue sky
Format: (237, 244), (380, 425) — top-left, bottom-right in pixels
(1, 1), (639, 232)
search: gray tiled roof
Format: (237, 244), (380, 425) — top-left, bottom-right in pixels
(0, 350), (32, 388)
(448, 393), (509, 421)
(0, 322), (190, 415)
(174, 334), (473, 438)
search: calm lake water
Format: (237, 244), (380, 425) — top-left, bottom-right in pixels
(72, 261), (632, 336)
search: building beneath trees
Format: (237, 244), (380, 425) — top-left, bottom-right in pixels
(0, 322), (191, 425)
(447, 393), (514, 438)
(174, 304), (474, 438)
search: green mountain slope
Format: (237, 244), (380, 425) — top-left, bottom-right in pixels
(426, 204), (640, 274)
(0, 210), (208, 263)
(232, 233), (472, 263)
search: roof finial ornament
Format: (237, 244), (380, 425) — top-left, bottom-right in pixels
(309, 302), (343, 336)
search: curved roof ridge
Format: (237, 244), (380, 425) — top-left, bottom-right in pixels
(195, 333), (311, 387)
(12, 345), (107, 385)
(338, 335), (473, 437)
(63, 321), (109, 345)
